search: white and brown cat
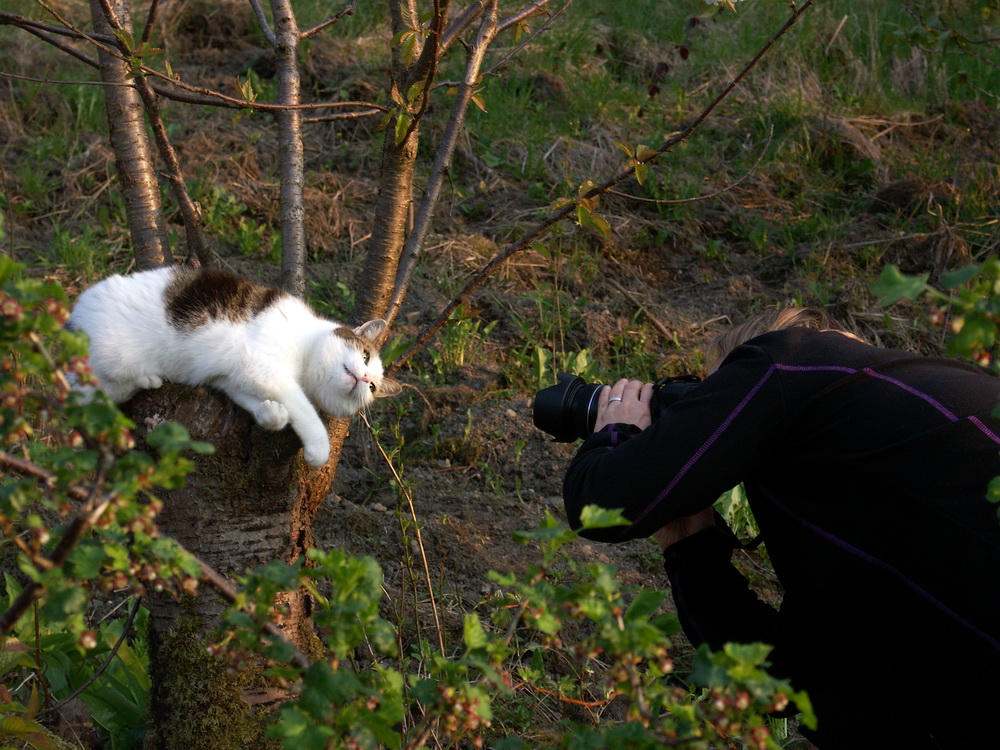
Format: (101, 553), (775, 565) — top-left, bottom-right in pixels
(69, 267), (402, 467)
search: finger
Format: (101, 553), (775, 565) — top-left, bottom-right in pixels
(638, 382), (655, 403)
(621, 379), (646, 401)
(606, 379), (628, 404)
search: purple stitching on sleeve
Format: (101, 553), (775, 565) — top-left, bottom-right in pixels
(623, 364), (779, 533)
(969, 415), (1000, 444)
(772, 364), (857, 375)
(757, 485), (1000, 653)
(619, 360), (1000, 538)
(862, 367), (959, 421)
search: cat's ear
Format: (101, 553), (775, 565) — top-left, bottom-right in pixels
(375, 378), (403, 398)
(353, 319), (387, 342)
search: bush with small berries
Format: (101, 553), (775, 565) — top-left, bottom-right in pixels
(0, 259), (210, 746)
(1, 259), (814, 747)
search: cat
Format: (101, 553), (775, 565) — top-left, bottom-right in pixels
(69, 266), (402, 467)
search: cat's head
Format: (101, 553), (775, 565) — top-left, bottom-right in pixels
(308, 319), (402, 417)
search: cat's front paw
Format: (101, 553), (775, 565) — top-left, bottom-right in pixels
(136, 374), (163, 390)
(303, 441), (330, 468)
(254, 400), (289, 431)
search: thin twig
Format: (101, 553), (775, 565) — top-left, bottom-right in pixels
(359, 413), (446, 655)
(0, 451), (113, 636)
(606, 278), (676, 346)
(0, 71), (127, 86)
(248, 0), (277, 47)
(488, 0), (571, 74)
(40, 597), (143, 716)
(137, 0), (160, 49)
(134, 77), (214, 266)
(301, 2), (356, 40)
(606, 125), (773, 206)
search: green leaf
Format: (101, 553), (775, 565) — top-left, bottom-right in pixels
(987, 476), (1000, 505)
(949, 315), (996, 355)
(463, 614), (488, 651)
(113, 28), (135, 53)
(634, 162), (648, 186)
(624, 588), (666, 622)
(406, 79), (427, 106)
(940, 264), (981, 289)
(68, 542), (107, 579)
(651, 610), (681, 636)
(395, 112), (411, 144)
(146, 421), (214, 454)
(583, 210), (611, 238)
(870, 265), (929, 304)
(579, 505), (629, 530)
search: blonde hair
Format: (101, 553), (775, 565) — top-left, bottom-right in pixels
(705, 307), (854, 371)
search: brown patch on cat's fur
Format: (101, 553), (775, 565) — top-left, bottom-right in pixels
(166, 269), (284, 330)
(332, 326), (364, 346)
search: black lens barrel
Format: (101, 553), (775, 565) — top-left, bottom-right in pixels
(532, 372), (604, 442)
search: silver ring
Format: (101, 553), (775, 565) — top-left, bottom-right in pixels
(608, 396), (622, 402)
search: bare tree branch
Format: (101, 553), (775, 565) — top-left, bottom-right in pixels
(605, 125), (773, 206)
(136, 0), (160, 49)
(496, 0), (557, 35)
(300, 1), (356, 40)
(0, 10), (116, 44)
(441, 0), (488, 52)
(1, 10), (387, 115)
(134, 77), (214, 266)
(248, 0), (277, 47)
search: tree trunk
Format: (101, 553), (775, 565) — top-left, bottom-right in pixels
(271, 0), (307, 298)
(89, 0), (172, 269)
(355, 128), (419, 322)
(126, 385), (325, 749)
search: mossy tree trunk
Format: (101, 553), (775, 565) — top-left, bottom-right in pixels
(125, 385), (328, 749)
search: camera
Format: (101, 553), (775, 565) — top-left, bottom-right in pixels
(532, 372), (702, 442)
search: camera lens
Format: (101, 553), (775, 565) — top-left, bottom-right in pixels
(532, 373), (605, 442)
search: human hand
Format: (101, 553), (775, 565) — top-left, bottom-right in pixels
(652, 508), (716, 551)
(593, 378), (654, 433)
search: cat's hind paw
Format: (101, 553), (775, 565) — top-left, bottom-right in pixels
(303, 441), (330, 468)
(254, 400), (289, 431)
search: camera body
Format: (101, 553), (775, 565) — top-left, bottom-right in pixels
(532, 372), (701, 442)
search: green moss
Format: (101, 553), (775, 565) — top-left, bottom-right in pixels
(145, 612), (276, 750)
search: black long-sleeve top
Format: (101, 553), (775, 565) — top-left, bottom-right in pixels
(563, 328), (1000, 748)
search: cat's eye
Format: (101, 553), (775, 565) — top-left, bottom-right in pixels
(363, 349), (371, 365)
(369, 382), (376, 393)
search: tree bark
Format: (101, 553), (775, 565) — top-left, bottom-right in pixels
(271, 0), (307, 297)
(353, 0), (422, 322)
(89, 0), (172, 269)
(126, 385), (323, 749)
